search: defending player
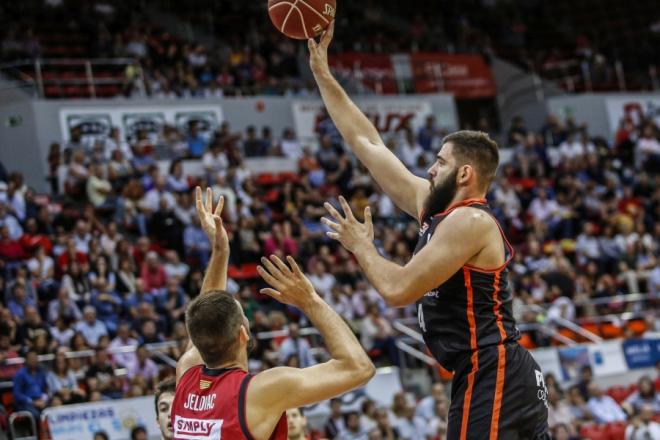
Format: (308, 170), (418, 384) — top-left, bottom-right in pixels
(155, 377), (175, 440)
(171, 187), (375, 440)
(309, 24), (550, 440)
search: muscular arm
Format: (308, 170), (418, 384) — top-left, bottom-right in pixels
(353, 208), (493, 307)
(248, 257), (374, 425)
(310, 26), (429, 218)
(176, 189), (229, 384)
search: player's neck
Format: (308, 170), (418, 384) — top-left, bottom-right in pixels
(450, 189), (486, 208)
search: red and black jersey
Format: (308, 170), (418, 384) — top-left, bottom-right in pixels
(414, 198), (520, 372)
(171, 366), (288, 440)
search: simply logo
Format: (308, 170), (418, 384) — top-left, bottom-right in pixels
(174, 416), (223, 440)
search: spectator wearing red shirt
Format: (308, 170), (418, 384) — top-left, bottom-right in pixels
(19, 218), (53, 255)
(0, 225), (26, 262)
(140, 251), (167, 292)
(56, 238), (88, 272)
(263, 222), (298, 258)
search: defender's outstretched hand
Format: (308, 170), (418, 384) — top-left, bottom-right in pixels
(308, 21), (334, 76)
(195, 186), (228, 252)
(257, 255), (320, 310)
(322, 196), (374, 253)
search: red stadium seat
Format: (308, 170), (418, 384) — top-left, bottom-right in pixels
(580, 424), (609, 440)
(606, 386), (630, 404)
(518, 332), (536, 349)
(256, 173), (278, 186)
(604, 422), (626, 440)
(626, 320), (646, 336)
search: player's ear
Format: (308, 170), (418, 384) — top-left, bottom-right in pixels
(458, 164), (472, 185)
(239, 325), (249, 344)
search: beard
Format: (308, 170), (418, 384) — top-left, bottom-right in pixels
(424, 168), (459, 217)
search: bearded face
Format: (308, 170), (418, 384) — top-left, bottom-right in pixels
(424, 167), (459, 216)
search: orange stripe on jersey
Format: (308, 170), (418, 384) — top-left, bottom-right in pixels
(460, 268), (479, 440)
(490, 270), (507, 439)
(490, 344), (506, 439)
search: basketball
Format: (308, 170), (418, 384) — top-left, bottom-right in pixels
(268, 0), (336, 40)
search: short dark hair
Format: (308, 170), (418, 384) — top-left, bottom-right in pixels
(130, 426), (146, 440)
(154, 377), (176, 414)
(185, 291), (242, 366)
(442, 130), (499, 191)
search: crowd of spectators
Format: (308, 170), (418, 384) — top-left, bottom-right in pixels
(1, 99), (659, 437)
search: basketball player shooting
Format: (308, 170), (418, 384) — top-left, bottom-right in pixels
(171, 187), (375, 440)
(309, 24), (550, 440)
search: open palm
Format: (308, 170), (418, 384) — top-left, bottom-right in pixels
(195, 186), (228, 252)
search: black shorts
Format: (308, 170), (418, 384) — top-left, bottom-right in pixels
(447, 342), (550, 440)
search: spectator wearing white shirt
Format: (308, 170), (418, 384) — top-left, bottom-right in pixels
(163, 250), (189, 280)
(575, 223), (601, 265)
(210, 174), (237, 222)
(493, 177), (521, 220)
(415, 382), (447, 422)
(141, 176), (176, 212)
(108, 322), (138, 368)
(202, 143), (228, 184)
(0, 201), (23, 240)
(337, 411), (368, 440)
(587, 383), (627, 424)
(625, 405), (660, 440)
(74, 306), (108, 347)
(72, 220), (91, 255)
(395, 129), (425, 169)
(307, 261), (336, 297)
(280, 128), (303, 160)
(325, 286), (354, 321)
(635, 124), (660, 171)
(278, 323), (316, 368)
(360, 304), (398, 365)
(528, 188), (560, 224)
(393, 404), (427, 440)
(86, 164), (113, 208)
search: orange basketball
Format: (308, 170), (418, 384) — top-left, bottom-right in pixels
(268, 0), (336, 40)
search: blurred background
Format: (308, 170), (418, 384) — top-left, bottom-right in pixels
(0, 0), (658, 439)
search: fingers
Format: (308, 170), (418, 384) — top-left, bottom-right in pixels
(327, 231), (340, 240)
(260, 256), (283, 280)
(324, 201), (345, 223)
(364, 206), (374, 237)
(205, 187), (212, 212)
(338, 196), (355, 221)
(320, 20), (334, 49)
(286, 256), (303, 277)
(195, 186), (203, 211)
(213, 214), (223, 229)
(308, 38), (317, 52)
(270, 255), (293, 277)
(321, 217), (341, 231)
(259, 288), (284, 302)
(214, 195), (225, 216)
(257, 265), (282, 290)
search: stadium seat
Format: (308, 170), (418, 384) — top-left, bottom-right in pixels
(518, 332), (536, 349)
(580, 322), (602, 340)
(626, 320), (646, 336)
(606, 386), (630, 404)
(580, 424), (609, 440)
(604, 421), (626, 440)
(256, 173), (278, 186)
(600, 323), (623, 339)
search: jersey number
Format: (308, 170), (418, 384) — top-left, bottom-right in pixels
(418, 304), (426, 333)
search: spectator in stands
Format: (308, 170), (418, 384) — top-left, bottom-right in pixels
(547, 386), (577, 434)
(635, 124), (660, 172)
(396, 128), (424, 169)
(278, 322), (316, 368)
(48, 286), (82, 324)
(622, 376), (660, 415)
(75, 306), (108, 347)
(587, 382), (627, 424)
(141, 251), (167, 291)
(243, 126), (265, 157)
(154, 377), (175, 440)
(64, 150), (89, 199)
(109, 322), (139, 368)
(372, 408), (399, 439)
(577, 365), (594, 400)
(280, 128), (303, 160)
(202, 142), (229, 184)
(131, 426), (148, 440)
(7, 282), (35, 321)
(87, 164), (114, 209)
(625, 404), (660, 440)
(428, 397), (450, 440)
(127, 344), (159, 387)
(415, 381), (447, 422)
(13, 350), (49, 419)
(90, 278), (122, 334)
(325, 398), (346, 438)
(157, 277), (188, 328)
(47, 349), (86, 404)
(338, 411), (368, 440)
(360, 304), (398, 366)
(393, 403), (427, 440)
(567, 385), (591, 422)
(85, 349), (120, 398)
(183, 214), (211, 267)
(186, 121), (208, 158)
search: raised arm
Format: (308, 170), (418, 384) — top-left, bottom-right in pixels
(176, 187), (229, 383)
(309, 23), (429, 219)
(248, 256), (374, 420)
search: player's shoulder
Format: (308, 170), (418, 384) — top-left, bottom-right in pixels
(443, 205), (494, 230)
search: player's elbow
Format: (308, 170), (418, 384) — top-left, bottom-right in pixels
(383, 288), (411, 308)
(349, 358), (375, 386)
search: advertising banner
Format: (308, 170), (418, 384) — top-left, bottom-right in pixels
(329, 53), (398, 94)
(622, 338), (660, 369)
(530, 347), (563, 381)
(557, 346), (591, 381)
(410, 53), (496, 98)
(43, 396), (160, 440)
(605, 96), (660, 135)
(59, 105), (224, 146)
(292, 98), (433, 146)
(587, 340), (628, 377)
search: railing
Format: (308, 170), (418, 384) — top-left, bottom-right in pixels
(0, 58), (144, 99)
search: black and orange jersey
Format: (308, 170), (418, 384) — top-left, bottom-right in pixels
(414, 198), (520, 372)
